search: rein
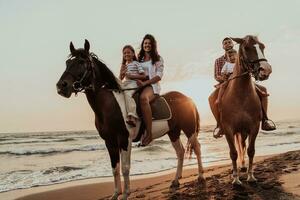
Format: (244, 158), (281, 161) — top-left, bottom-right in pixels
(225, 71), (249, 83)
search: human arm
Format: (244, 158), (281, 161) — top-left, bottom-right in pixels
(214, 59), (223, 82)
(125, 72), (147, 80)
(136, 76), (161, 87)
(220, 64), (230, 81)
(136, 57), (164, 87)
(221, 62), (235, 80)
(119, 64), (127, 80)
(125, 61), (147, 80)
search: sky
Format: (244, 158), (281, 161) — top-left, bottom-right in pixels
(0, 0), (299, 133)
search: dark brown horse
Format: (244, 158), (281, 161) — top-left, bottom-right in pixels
(56, 40), (204, 199)
(209, 35), (272, 185)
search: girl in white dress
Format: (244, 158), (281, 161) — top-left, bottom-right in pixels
(216, 49), (237, 104)
(119, 45), (146, 126)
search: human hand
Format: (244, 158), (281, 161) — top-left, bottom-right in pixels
(216, 75), (223, 81)
(119, 64), (127, 79)
(121, 64), (127, 74)
(136, 80), (145, 87)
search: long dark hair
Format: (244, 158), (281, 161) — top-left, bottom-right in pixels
(122, 45), (137, 65)
(138, 34), (160, 65)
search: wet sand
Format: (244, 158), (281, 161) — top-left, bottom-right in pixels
(1, 150), (299, 200)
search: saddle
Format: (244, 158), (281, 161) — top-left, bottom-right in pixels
(132, 90), (172, 142)
(133, 92), (172, 121)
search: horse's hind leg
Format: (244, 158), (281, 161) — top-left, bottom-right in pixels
(241, 135), (247, 170)
(247, 128), (259, 182)
(235, 133), (247, 172)
(169, 133), (185, 188)
(120, 138), (132, 199)
(188, 132), (205, 183)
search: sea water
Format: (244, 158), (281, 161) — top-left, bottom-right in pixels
(0, 120), (300, 193)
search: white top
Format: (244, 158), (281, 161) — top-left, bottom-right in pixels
(140, 57), (164, 94)
(124, 61), (144, 81)
(221, 62), (235, 75)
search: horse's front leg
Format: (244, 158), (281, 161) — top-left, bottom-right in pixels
(106, 141), (122, 200)
(225, 133), (242, 185)
(247, 128), (259, 182)
(120, 138), (132, 199)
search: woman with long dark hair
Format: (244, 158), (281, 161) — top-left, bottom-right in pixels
(137, 34), (164, 145)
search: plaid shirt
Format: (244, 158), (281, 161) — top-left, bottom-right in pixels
(214, 55), (226, 82)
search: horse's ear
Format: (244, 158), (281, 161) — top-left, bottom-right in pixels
(70, 42), (75, 54)
(231, 37), (244, 44)
(84, 39), (90, 52)
(245, 36), (257, 45)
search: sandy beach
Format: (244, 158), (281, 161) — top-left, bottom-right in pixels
(0, 150), (298, 200)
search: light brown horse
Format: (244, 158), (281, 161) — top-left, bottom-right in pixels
(56, 40), (204, 199)
(209, 35), (272, 185)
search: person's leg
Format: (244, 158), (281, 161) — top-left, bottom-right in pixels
(140, 86), (156, 145)
(124, 90), (137, 126)
(128, 89), (138, 126)
(215, 84), (225, 105)
(208, 88), (223, 138)
(255, 84), (276, 131)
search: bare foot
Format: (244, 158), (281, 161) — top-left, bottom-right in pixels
(141, 132), (152, 146)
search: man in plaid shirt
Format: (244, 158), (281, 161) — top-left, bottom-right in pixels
(209, 37), (276, 139)
(214, 37), (233, 83)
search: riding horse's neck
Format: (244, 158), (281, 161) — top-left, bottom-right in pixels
(85, 88), (114, 123)
(232, 59), (253, 91)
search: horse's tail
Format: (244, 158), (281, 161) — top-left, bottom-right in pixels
(235, 133), (246, 166)
(195, 107), (200, 134)
(185, 104), (200, 159)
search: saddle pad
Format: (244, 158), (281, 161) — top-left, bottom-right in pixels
(150, 97), (172, 121)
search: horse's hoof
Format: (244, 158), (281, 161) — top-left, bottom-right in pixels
(247, 175), (257, 183)
(110, 192), (119, 200)
(121, 193), (130, 200)
(170, 180), (180, 188)
(240, 167), (247, 172)
(198, 175), (206, 184)
(232, 178), (242, 185)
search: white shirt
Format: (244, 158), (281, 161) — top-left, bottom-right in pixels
(221, 62), (235, 75)
(140, 57), (164, 94)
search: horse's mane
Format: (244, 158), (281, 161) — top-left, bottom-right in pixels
(90, 53), (121, 91)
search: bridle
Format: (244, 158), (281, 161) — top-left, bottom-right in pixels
(230, 43), (268, 82)
(243, 57), (268, 81)
(65, 56), (94, 93)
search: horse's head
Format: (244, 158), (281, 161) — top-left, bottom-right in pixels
(231, 35), (272, 81)
(57, 40), (121, 98)
(56, 40), (94, 98)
